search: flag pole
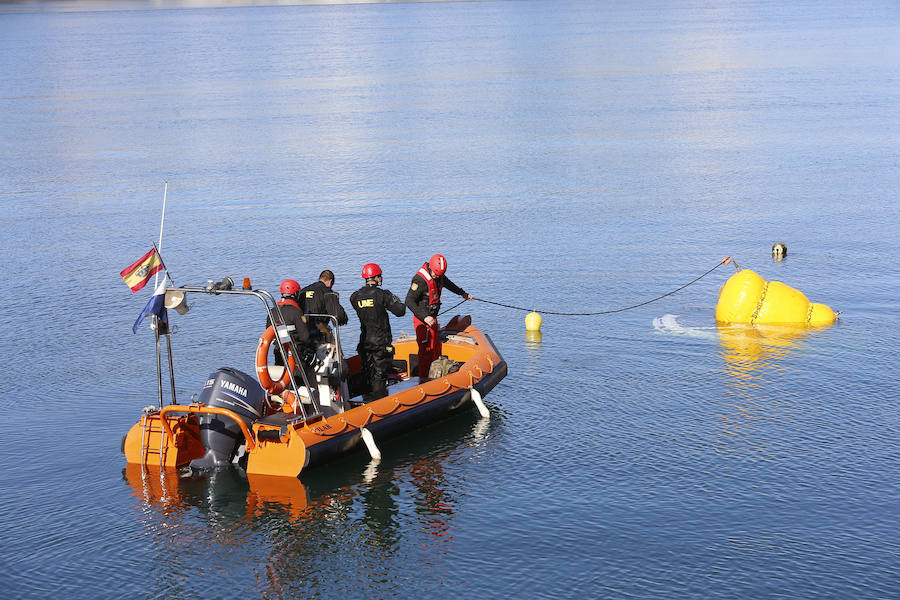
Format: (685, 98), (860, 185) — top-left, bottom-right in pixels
(154, 182), (177, 407)
(164, 334), (177, 406)
(156, 326), (164, 410)
(154, 181), (168, 288)
(152, 241), (175, 286)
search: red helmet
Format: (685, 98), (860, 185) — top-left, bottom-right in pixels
(429, 253), (447, 276)
(361, 263), (382, 279)
(279, 279), (301, 296)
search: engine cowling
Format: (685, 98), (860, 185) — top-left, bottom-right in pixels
(190, 367), (266, 470)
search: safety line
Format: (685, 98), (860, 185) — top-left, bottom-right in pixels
(444, 257), (733, 317)
(439, 298), (469, 316)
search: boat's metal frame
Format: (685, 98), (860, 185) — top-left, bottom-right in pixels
(154, 284), (344, 422)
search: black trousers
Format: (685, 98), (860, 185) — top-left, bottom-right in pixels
(359, 343), (394, 402)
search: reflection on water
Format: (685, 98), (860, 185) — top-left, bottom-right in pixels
(121, 410), (490, 596)
(246, 473), (311, 520)
(717, 323), (816, 388)
(523, 330), (543, 379)
(713, 323), (829, 467)
(409, 459), (453, 544)
(125, 463), (278, 521)
(470, 414), (491, 443)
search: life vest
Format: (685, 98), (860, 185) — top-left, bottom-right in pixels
(275, 298), (304, 335)
(277, 298), (301, 311)
(417, 263), (442, 305)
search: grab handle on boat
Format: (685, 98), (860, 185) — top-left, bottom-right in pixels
(470, 387), (489, 419)
(159, 404), (257, 451)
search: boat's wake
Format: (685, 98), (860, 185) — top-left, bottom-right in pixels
(652, 314), (718, 340)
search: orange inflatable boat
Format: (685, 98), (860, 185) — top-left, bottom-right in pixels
(122, 282), (506, 479)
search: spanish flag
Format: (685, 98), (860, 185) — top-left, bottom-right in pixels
(120, 248), (164, 293)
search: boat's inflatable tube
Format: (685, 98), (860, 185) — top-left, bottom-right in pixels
(715, 269), (837, 325)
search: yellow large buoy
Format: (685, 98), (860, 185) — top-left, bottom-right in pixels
(716, 269), (837, 326)
(525, 311), (542, 331)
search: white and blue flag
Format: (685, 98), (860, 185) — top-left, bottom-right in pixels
(133, 280), (168, 333)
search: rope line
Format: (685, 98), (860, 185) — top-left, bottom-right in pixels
(439, 298), (469, 316)
(454, 257), (732, 317)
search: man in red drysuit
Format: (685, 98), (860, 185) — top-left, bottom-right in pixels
(405, 254), (473, 380)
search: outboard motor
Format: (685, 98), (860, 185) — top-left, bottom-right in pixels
(189, 367), (266, 470)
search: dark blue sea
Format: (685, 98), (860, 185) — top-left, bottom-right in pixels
(1, 1), (898, 598)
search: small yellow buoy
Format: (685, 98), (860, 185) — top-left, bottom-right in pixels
(525, 311), (542, 331)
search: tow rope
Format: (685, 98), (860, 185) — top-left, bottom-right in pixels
(440, 257), (734, 317)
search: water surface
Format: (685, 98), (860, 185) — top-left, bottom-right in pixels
(1, 1), (898, 598)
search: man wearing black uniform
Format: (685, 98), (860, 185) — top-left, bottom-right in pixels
(350, 263), (406, 402)
(405, 253), (473, 380)
(301, 269), (349, 341)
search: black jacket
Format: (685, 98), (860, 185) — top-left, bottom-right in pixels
(350, 284), (406, 349)
(302, 280), (349, 329)
(265, 299), (311, 347)
(405, 271), (468, 321)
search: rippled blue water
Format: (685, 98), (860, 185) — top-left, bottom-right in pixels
(1, 1), (899, 598)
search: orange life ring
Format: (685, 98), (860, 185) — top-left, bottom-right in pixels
(255, 325), (297, 394)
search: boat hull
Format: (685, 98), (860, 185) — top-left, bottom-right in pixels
(123, 324), (507, 478)
(302, 357), (507, 472)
